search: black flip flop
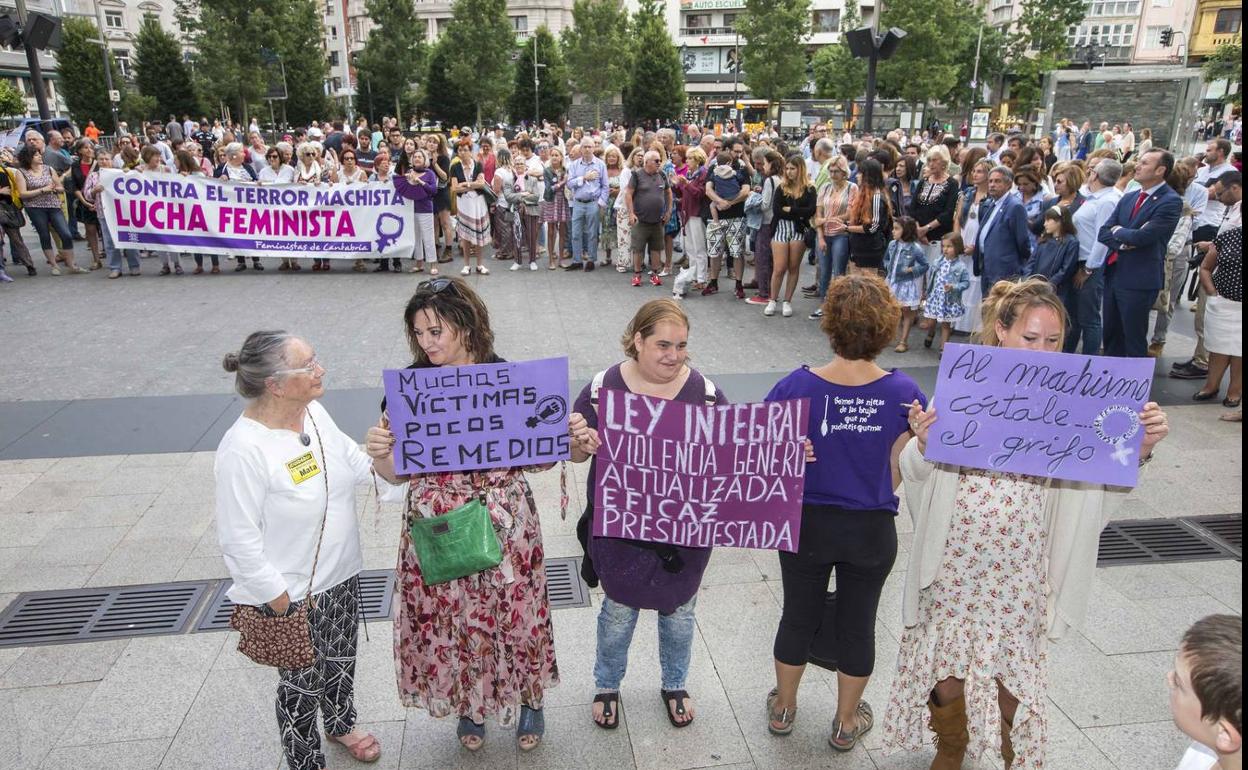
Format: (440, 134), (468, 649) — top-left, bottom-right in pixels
(661, 689), (695, 728)
(592, 692), (620, 730)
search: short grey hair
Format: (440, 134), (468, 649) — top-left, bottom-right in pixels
(222, 331), (296, 399)
(224, 142), (245, 160)
(814, 138), (837, 157)
(1094, 158), (1123, 187)
(989, 165), (1014, 182)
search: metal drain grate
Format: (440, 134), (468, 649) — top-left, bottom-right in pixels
(195, 569), (397, 632)
(545, 557), (591, 609)
(1184, 514), (1242, 558)
(0, 582), (210, 648)
(1098, 518), (1238, 566)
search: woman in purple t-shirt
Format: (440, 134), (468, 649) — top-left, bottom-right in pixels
(763, 275), (926, 752)
(567, 299), (727, 733)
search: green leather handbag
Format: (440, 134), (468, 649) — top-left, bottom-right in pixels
(409, 486), (502, 585)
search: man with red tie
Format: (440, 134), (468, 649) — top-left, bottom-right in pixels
(1097, 149), (1183, 357)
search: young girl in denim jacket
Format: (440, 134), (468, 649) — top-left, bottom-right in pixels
(921, 233), (972, 353)
(884, 216), (930, 351)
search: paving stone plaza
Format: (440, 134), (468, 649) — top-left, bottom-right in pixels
(0, 246), (1240, 770)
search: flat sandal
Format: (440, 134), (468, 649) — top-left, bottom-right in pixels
(765, 687), (796, 736)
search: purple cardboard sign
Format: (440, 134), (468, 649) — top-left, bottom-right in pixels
(925, 343), (1155, 487)
(383, 357), (571, 474)
(592, 388), (808, 552)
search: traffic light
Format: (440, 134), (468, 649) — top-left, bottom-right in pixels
(1160, 27), (1173, 47)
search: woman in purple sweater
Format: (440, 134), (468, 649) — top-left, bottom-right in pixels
(393, 145), (439, 275)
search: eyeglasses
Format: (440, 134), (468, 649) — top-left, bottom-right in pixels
(273, 356), (323, 377)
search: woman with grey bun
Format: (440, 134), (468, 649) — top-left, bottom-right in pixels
(215, 330), (403, 770)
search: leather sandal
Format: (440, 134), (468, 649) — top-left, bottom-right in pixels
(456, 717), (485, 751)
(516, 705), (544, 751)
(765, 687), (796, 736)
(592, 692), (621, 730)
(828, 701), (874, 751)
(327, 729), (381, 763)
(661, 689), (695, 728)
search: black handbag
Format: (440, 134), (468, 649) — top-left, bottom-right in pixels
(0, 199), (24, 229)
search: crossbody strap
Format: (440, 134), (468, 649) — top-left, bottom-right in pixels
(304, 409), (331, 607)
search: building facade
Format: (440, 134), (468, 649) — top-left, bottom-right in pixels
(1188, 0), (1240, 57)
(60, 0), (188, 81)
(0, 0), (71, 118)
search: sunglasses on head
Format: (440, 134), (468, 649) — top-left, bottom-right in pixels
(416, 277), (456, 296)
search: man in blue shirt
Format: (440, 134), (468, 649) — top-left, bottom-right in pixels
(1066, 158), (1124, 353)
(565, 139), (609, 271)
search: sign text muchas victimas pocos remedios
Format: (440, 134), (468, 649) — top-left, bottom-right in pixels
(593, 389), (809, 552)
(107, 175), (402, 237)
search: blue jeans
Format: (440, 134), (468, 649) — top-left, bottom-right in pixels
(819, 234), (850, 297)
(1063, 268), (1103, 354)
(26, 207), (74, 252)
(100, 219), (140, 271)
(569, 200), (601, 264)
(594, 596), (697, 691)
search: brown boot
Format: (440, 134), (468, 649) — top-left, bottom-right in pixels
(927, 694), (968, 770)
(1001, 716), (1015, 769)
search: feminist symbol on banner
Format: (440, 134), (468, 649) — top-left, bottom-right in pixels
(1094, 404), (1140, 466)
(526, 395), (567, 428)
(375, 213), (405, 252)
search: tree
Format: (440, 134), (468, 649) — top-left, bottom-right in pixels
(877, 0), (977, 105)
(1203, 43), (1242, 106)
(622, 0), (685, 124)
(119, 92), (158, 127)
(352, 0), (426, 124)
(508, 27), (570, 125)
(420, 38), (476, 127)
(187, 0), (272, 126)
(1003, 0), (1085, 111)
(133, 16), (198, 120)
(738, 0), (811, 108)
(943, 19), (1007, 111)
(55, 17), (127, 134)
(0, 80), (25, 118)
(272, 0), (330, 127)
(561, 0), (629, 126)
(811, 7), (865, 103)
(441, 0), (515, 126)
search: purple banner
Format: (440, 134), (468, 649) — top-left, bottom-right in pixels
(592, 389), (808, 552)
(925, 343), (1155, 487)
(383, 357), (571, 474)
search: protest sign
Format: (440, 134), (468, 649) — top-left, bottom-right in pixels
(925, 343), (1154, 487)
(98, 169), (414, 260)
(383, 357), (571, 474)
(592, 388), (808, 552)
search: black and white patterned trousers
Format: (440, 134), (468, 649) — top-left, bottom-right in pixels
(269, 575), (360, 770)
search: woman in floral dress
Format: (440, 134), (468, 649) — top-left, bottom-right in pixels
(882, 278), (1171, 770)
(374, 277), (558, 753)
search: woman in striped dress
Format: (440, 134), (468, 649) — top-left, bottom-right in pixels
(451, 139), (491, 276)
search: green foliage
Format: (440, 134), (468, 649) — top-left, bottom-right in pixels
(1203, 43), (1242, 105)
(272, 0), (330, 126)
(420, 38), (476, 127)
(877, 0), (977, 104)
(119, 92), (158, 126)
(561, 0), (629, 125)
(943, 20), (1007, 110)
(738, 0), (811, 106)
(133, 16), (199, 119)
(352, 0), (426, 123)
(441, 0), (515, 125)
(55, 17), (127, 134)
(622, 0), (685, 123)
(0, 79), (26, 117)
(1005, 0), (1085, 111)
(811, 6), (865, 102)
(508, 27), (570, 125)
(186, 0), (272, 125)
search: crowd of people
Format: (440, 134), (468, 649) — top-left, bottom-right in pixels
(2, 113), (1241, 417)
(213, 272), (1240, 770)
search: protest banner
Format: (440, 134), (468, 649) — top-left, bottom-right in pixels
(98, 169), (415, 260)
(383, 357), (571, 474)
(592, 388), (808, 552)
(925, 343), (1155, 487)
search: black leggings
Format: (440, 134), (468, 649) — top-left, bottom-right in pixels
(773, 504), (898, 676)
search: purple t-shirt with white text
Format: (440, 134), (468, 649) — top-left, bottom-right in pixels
(766, 366), (926, 512)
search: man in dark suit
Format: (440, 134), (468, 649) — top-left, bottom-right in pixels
(974, 165), (1033, 294)
(1097, 149), (1183, 358)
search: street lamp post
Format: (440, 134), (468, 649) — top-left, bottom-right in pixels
(12, 0), (50, 119)
(731, 32), (740, 133)
(91, 0), (120, 132)
(965, 24), (983, 147)
(532, 37), (545, 128)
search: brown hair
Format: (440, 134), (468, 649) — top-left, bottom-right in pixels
(622, 299), (690, 360)
(402, 278), (496, 366)
(1051, 163), (1086, 196)
(960, 147), (987, 181)
(977, 277), (1068, 347)
(1181, 614), (1242, 735)
(1013, 168), (1042, 193)
(819, 275), (901, 361)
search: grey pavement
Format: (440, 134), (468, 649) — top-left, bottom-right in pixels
(0, 241), (1241, 770)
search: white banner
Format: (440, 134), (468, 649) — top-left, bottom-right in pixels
(98, 169), (416, 260)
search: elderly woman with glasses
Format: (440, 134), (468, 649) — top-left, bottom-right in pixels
(366, 277), (559, 753)
(215, 331), (401, 770)
(260, 149), (299, 271)
(214, 141), (264, 272)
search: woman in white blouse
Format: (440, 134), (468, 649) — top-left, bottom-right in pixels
(215, 330), (400, 769)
